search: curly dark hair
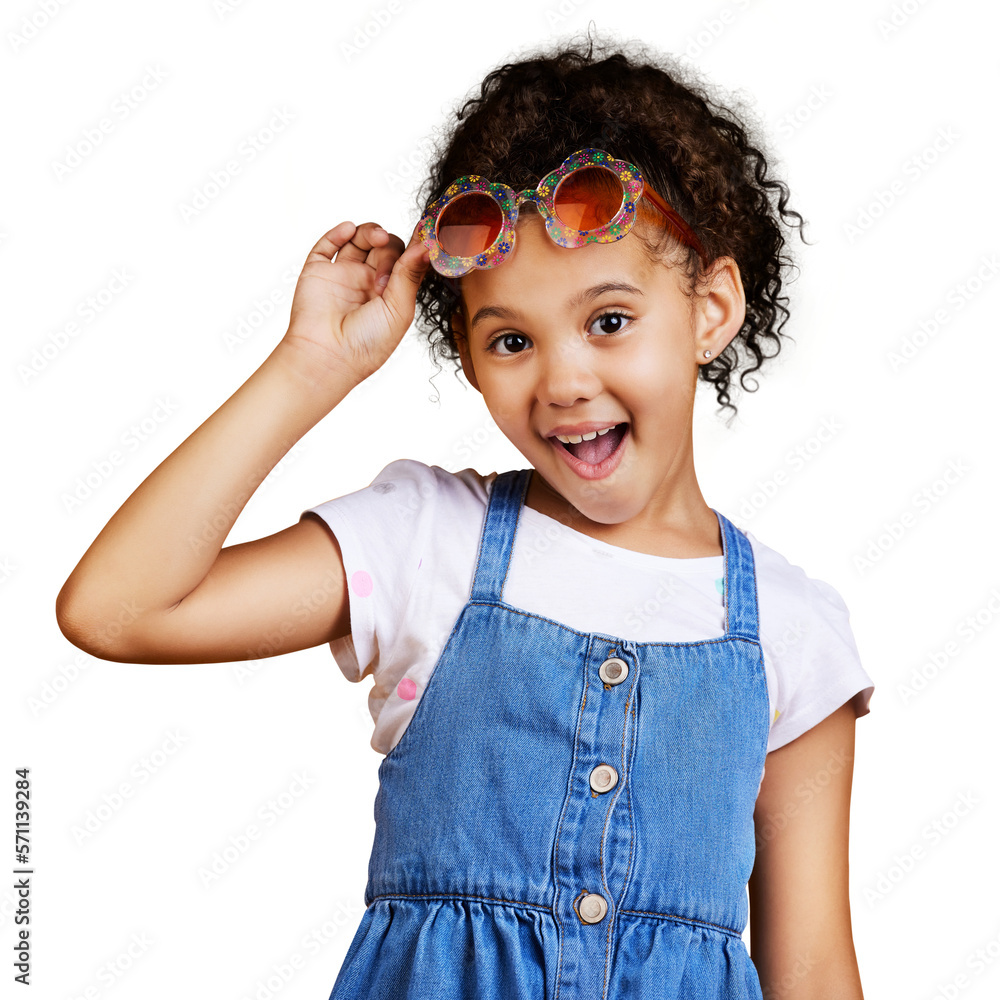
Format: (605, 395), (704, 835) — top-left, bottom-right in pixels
(412, 28), (807, 423)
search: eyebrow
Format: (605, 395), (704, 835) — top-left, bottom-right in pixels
(469, 281), (646, 331)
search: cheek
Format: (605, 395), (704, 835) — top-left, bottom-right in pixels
(480, 376), (526, 428)
(631, 374), (693, 428)
(619, 337), (693, 402)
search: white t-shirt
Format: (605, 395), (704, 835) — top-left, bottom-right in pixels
(302, 459), (874, 757)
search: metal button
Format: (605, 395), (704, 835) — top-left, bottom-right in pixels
(589, 764), (619, 794)
(577, 892), (608, 924)
(599, 656), (629, 686)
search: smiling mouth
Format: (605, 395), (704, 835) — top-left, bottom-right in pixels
(550, 423), (629, 465)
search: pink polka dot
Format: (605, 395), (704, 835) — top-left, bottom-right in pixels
(418, 558), (422, 570)
(351, 570), (373, 597)
(397, 677), (417, 700)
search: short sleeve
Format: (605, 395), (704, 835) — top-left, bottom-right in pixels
(766, 575), (874, 752)
(299, 459), (436, 684)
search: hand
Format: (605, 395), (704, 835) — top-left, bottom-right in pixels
(282, 220), (432, 384)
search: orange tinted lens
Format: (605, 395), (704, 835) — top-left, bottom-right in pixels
(553, 166), (624, 231)
(437, 193), (504, 258)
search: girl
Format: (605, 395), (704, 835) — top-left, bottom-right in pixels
(56, 33), (873, 1000)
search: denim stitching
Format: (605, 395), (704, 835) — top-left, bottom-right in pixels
(600, 660), (639, 1000)
(608, 696), (640, 999)
(551, 632), (594, 1000)
(617, 908), (743, 938)
(367, 894), (743, 938)
(464, 601), (762, 649)
(369, 892), (552, 913)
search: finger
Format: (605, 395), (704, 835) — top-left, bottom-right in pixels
(369, 229), (407, 286)
(335, 221), (393, 266)
(370, 221), (428, 289)
(303, 222), (360, 266)
(377, 240), (432, 308)
(377, 229), (407, 255)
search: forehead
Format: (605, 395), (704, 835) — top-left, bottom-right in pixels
(457, 212), (674, 327)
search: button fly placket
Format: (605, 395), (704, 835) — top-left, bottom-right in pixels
(553, 642), (639, 1000)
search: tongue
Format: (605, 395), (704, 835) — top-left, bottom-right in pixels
(565, 424), (625, 465)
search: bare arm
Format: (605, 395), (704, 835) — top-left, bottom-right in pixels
(55, 221), (430, 664)
(748, 700), (865, 1000)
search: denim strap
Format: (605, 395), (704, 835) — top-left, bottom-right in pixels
(715, 508), (761, 641)
(469, 469), (531, 605)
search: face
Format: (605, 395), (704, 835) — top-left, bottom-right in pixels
(450, 210), (744, 531)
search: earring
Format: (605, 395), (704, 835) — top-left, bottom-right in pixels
(703, 350), (712, 358)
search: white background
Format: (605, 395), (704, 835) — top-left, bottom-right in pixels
(4, 0), (999, 997)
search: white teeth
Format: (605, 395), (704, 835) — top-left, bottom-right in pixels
(554, 425), (617, 445)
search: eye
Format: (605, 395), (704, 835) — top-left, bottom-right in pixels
(588, 309), (633, 337)
(483, 309), (634, 356)
(485, 331), (531, 357)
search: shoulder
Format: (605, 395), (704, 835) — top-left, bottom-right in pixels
(373, 458), (496, 503)
(741, 526), (873, 751)
(307, 459), (497, 526)
(743, 527), (854, 625)
(300, 460), (500, 692)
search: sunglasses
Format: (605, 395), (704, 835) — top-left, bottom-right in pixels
(416, 147), (707, 279)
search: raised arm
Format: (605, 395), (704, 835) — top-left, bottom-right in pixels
(55, 221), (431, 664)
(748, 700), (865, 999)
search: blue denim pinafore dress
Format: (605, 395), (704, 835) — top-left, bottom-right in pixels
(328, 468), (770, 999)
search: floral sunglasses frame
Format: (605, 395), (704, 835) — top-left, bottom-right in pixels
(416, 147), (708, 279)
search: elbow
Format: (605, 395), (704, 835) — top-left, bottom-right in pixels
(55, 581), (143, 662)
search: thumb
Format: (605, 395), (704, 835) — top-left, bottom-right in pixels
(378, 241), (432, 311)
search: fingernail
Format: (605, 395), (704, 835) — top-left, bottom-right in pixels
(376, 273), (390, 289)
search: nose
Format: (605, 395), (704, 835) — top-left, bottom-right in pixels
(534, 336), (603, 408)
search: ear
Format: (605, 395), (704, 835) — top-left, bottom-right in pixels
(693, 256), (747, 365)
(451, 309), (482, 394)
